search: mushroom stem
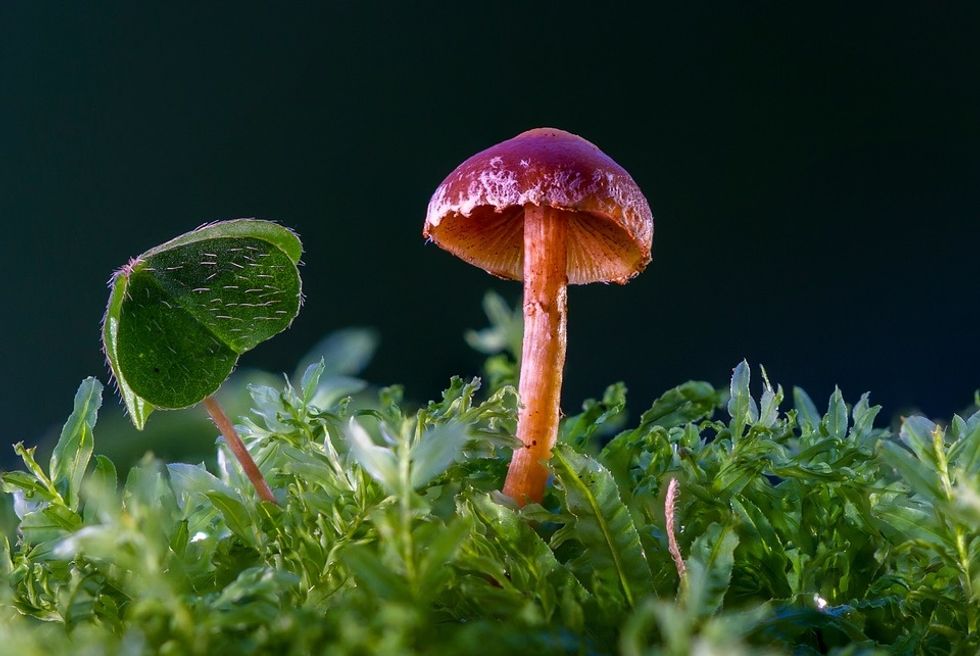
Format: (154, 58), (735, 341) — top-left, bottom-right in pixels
(203, 396), (277, 504)
(502, 204), (568, 505)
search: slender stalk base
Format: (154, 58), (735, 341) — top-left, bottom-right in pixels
(203, 396), (277, 504)
(502, 205), (568, 505)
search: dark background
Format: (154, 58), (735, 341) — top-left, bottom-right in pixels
(2, 2), (978, 455)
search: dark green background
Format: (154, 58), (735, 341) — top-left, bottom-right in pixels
(2, 3), (978, 451)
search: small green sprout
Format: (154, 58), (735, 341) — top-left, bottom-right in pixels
(102, 219), (303, 502)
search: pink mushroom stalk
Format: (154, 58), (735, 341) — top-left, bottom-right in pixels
(423, 128), (653, 505)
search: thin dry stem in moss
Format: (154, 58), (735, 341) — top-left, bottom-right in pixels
(666, 477), (686, 582)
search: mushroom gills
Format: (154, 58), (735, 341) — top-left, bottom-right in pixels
(427, 206), (646, 284)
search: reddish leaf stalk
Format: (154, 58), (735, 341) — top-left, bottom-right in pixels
(203, 396), (277, 504)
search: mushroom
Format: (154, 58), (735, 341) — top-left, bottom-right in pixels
(423, 128), (654, 505)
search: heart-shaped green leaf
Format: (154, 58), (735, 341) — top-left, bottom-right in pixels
(103, 219), (303, 429)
